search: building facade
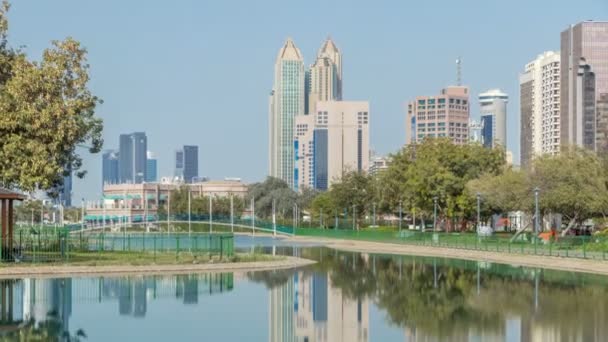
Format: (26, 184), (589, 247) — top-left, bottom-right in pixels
(295, 101), (369, 191)
(560, 21), (608, 149)
(307, 38), (342, 115)
(145, 151), (157, 183)
(175, 145), (199, 183)
(102, 150), (120, 187)
(597, 94), (608, 153)
(118, 132), (147, 184)
(519, 51), (561, 168)
(269, 38), (305, 189)
(406, 86), (470, 145)
(478, 89), (508, 148)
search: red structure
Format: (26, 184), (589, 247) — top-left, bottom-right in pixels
(0, 188), (26, 260)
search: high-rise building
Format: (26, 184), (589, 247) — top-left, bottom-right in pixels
(519, 51), (561, 168)
(560, 21), (608, 149)
(102, 150), (120, 187)
(175, 145), (199, 183)
(597, 94), (608, 153)
(295, 101), (369, 191)
(468, 119), (483, 144)
(405, 86), (470, 145)
(269, 38), (305, 189)
(478, 89), (508, 148)
(145, 151), (157, 183)
(307, 38), (342, 114)
(119, 132), (147, 184)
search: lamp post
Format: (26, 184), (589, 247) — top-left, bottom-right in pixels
(433, 196), (438, 232)
(188, 190), (192, 236)
(230, 194), (234, 233)
(476, 192), (481, 234)
(372, 203), (376, 227)
(534, 187), (540, 235)
(398, 201), (403, 232)
(272, 199), (276, 237)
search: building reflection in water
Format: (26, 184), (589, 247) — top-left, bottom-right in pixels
(263, 248), (608, 342)
(268, 262), (370, 342)
(0, 273), (233, 340)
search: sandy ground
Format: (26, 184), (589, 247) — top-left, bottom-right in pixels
(0, 256), (315, 279)
(290, 236), (608, 276)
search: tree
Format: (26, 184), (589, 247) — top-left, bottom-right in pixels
(530, 148), (608, 235)
(248, 177), (297, 219)
(329, 171), (375, 228)
(381, 139), (506, 231)
(466, 168), (531, 217)
(0, 2), (103, 194)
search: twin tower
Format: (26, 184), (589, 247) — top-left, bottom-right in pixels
(268, 38), (369, 191)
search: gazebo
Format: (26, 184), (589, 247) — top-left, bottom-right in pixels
(0, 188), (26, 260)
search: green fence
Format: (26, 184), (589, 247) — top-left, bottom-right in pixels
(5, 227), (234, 263)
(294, 228), (608, 260)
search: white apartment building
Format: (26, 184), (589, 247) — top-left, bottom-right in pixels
(519, 51), (561, 168)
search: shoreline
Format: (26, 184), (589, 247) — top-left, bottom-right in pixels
(0, 256), (314, 279)
(290, 236), (608, 276)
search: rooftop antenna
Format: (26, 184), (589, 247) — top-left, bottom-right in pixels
(456, 57), (462, 86)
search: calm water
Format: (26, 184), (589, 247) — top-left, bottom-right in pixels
(1, 238), (607, 341)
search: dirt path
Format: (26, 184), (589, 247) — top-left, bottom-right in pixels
(291, 236), (608, 276)
(0, 256), (314, 279)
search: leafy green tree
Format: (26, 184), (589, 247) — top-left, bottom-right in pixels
(530, 148), (608, 235)
(248, 177), (297, 219)
(380, 139), (505, 231)
(466, 168), (531, 219)
(329, 171), (375, 228)
(0, 1), (103, 194)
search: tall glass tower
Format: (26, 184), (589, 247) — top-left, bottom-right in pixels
(478, 89), (508, 149)
(269, 38), (305, 188)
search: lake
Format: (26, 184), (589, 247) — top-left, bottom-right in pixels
(0, 237), (606, 341)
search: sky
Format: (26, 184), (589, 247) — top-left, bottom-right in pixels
(7, 0), (608, 202)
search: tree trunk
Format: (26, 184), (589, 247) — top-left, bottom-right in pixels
(560, 213), (579, 237)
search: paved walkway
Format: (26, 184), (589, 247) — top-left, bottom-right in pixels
(0, 256), (315, 279)
(291, 236), (608, 276)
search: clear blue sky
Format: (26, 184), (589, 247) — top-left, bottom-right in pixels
(8, 0), (608, 201)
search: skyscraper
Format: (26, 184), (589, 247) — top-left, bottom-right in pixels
(295, 101), (369, 191)
(102, 150), (120, 187)
(269, 38), (305, 188)
(175, 145), (199, 183)
(478, 89), (508, 148)
(560, 21), (608, 149)
(519, 51), (561, 168)
(145, 151), (157, 183)
(119, 132), (147, 184)
(596, 94), (608, 153)
(307, 38), (342, 114)
(405, 86), (470, 145)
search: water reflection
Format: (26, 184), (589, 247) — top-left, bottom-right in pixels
(0, 273), (233, 340)
(252, 248), (608, 342)
(0, 247), (607, 341)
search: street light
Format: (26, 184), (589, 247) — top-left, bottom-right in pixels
(534, 187), (540, 235)
(476, 192), (481, 234)
(398, 200), (403, 232)
(433, 196), (438, 232)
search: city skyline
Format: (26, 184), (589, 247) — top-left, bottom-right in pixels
(7, 1), (607, 200)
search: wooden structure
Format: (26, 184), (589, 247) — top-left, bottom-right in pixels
(0, 188), (26, 260)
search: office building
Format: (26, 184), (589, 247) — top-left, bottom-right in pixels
(175, 145), (199, 183)
(478, 89), (508, 148)
(102, 150), (120, 187)
(145, 151), (157, 183)
(560, 21), (608, 149)
(597, 94), (608, 153)
(369, 155), (390, 176)
(307, 38), (342, 114)
(119, 132), (147, 184)
(469, 119), (483, 144)
(269, 38), (305, 189)
(406, 86), (470, 145)
(295, 101), (369, 191)
(519, 51), (561, 168)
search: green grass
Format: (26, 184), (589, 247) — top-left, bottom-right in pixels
(1, 251), (283, 267)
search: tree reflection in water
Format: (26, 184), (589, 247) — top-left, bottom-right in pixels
(249, 247), (608, 341)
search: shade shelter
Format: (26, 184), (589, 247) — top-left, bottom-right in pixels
(0, 188), (26, 260)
